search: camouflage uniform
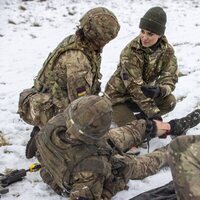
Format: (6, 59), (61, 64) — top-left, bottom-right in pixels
(0, 133), (7, 147)
(18, 7), (120, 127)
(105, 36), (178, 126)
(36, 95), (167, 200)
(168, 135), (200, 200)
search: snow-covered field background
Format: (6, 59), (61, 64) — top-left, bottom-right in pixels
(0, 0), (200, 199)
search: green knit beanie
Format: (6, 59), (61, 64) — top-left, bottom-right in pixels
(139, 7), (167, 35)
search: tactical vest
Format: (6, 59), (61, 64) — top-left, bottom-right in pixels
(34, 35), (102, 107)
(36, 113), (112, 191)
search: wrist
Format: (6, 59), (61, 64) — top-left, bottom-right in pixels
(154, 120), (171, 138)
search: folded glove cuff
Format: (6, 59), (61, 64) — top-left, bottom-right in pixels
(145, 120), (157, 139)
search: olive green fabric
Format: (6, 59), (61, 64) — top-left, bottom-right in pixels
(139, 7), (167, 35)
(111, 103), (137, 127)
(105, 35), (178, 121)
(154, 94), (176, 115)
(111, 94), (176, 127)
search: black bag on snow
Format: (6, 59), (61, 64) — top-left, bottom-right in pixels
(129, 181), (177, 200)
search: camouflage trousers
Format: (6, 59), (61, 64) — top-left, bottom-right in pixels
(167, 135), (200, 200)
(111, 94), (176, 126)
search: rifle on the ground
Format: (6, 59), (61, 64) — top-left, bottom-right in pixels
(0, 163), (41, 196)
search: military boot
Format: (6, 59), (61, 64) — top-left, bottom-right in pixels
(169, 109), (200, 137)
(25, 126), (40, 159)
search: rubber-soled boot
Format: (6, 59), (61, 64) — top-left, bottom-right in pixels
(169, 109), (200, 137)
(25, 126), (40, 159)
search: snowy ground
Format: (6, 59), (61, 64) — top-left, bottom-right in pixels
(0, 0), (200, 199)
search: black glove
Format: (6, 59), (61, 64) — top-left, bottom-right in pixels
(135, 112), (147, 120)
(135, 112), (162, 121)
(141, 86), (161, 98)
(145, 120), (157, 139)
(149, 114), (163, 121)
(77, 197), (89, 200)
(169, 109), (200, 137)
(95, 81), (101, 94)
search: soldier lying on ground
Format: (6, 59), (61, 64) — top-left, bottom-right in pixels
(105, 6), (178, 126)
(167, 134), (200, 200)
(129, 133), (200, 200)
(35, 95), (200, 200)
(17, 7), (120, 159)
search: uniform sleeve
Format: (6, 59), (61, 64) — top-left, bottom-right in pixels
(156, 52), (178, 97)
(69, 171), (105, 200)
(107, 119), (147, 152)
(54, 50), (95, 102)
(120, 51), (160, 118)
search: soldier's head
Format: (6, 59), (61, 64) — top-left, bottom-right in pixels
(139, 7), (167, 47)
(139, 7), (167, 36)
(64, 95), (112, 143)
(78, 7), (120, 50)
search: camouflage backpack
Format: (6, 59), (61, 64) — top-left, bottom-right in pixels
(17, 87), (37, 125)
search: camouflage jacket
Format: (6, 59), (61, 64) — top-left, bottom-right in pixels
(36, 113), (146, 200)
(168, 135), (200, 200)
(34, 34), (102, 110)
(105, 36), (178, 117)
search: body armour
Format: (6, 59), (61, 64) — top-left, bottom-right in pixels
(34, 35), (102, 109)
(36, 113), (112, 192)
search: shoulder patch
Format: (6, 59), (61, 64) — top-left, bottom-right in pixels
(122, 72), (129, 80)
